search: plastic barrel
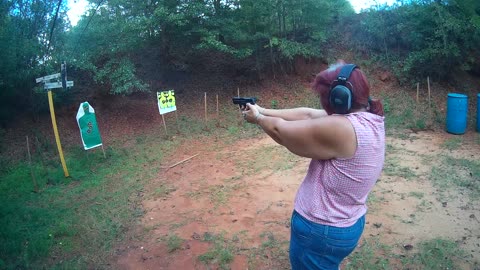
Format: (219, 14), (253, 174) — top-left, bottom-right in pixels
(446, 93), (468, 134)
(477, 93), (480, 132)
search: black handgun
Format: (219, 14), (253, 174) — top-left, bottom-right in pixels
(232, 97), (256, 110)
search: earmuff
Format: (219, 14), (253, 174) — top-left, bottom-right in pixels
(329, 64), (357, 114)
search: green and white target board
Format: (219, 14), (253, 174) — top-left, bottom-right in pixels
(76, 102), (103, 150)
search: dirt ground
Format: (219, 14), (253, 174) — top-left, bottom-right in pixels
(112, 129), (480, 270)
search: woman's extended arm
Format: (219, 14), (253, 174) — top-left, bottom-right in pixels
(244, 104), (356, 160)
(255, 104), (327, 121)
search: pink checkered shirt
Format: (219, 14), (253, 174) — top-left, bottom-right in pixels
(294, 112), (385, 227)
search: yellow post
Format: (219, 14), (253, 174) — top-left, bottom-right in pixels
(47, 90), (69, 177)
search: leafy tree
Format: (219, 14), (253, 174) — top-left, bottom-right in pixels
(348, 0), (480, 82)
(0, 0), (69, 126)
(7, 0), (480, 125)
(64, 0), (353, 92)
(66, 0), (148, 95)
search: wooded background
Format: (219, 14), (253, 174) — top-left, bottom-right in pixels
(1, 0), (479, 126)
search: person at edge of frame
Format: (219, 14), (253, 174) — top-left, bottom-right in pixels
(241, 61), (385, 270)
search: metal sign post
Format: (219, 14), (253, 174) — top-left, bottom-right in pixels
(36, 62), (74, 178)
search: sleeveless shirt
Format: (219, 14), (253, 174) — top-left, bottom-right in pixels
(293, 112), (385, 227)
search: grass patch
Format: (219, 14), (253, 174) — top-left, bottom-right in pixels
(344, 237), (392, 270)
(430, 155), (480, 200)
(416, 199), (433, 212)
(386, 143), (398, 152)
(259, 231), (289, 253)
(175, 115), (216, 138)
(208, 181), (243, 208)
(440, 137), (463, 151)
(402, 238), (467, 269)
(248, 231), (290, 270)
(186, 190), (203, 200)
(383, 157), (417, 179)
(367, 192), (385, 204)
(345, 237), (469, 270)
(381, 90), (443, 132)
(408, 191), (424, 199)
(166, 234), (184, 253)
(152, 184), (177, 199)
(209, 185), (231, 207)
(198, 232), (235, 270)
(235, 145), (301, 176)
(367, 191), (385, 212)
(169, 221), (188, 230)
(0, 136), (176, 269)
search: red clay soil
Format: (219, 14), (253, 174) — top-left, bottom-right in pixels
(111, 130), (480, 270)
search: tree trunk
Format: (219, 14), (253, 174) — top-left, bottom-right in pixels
(214, 0), (221, 14)
(270, 38), (276, 79)
(277, 0), (282, 35)
(282, 1), (286, 38)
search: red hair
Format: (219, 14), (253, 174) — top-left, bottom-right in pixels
(312, 64), (384, 116)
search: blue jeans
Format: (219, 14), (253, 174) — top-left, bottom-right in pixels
(289, 210), (365, 270)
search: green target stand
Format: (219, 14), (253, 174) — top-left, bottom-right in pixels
(76, 102), (106, 157)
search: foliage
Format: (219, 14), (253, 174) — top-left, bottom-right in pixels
(2, 0), (480, 126)
(93, 58), (148, 94)
(347, 0), (480, 82)
(65, 0), (354, 91)
(65, 0), (149, 95)
(0, 0), (69, 126)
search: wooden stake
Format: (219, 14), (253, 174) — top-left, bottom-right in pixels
(174, 110), (179, 132)
(161, 114), (167, 135)
(237, 87), (242, 116)
(416, 83), (419, 103)
(35, 136), (49, 178)
(101, 144), (106, 158)
(204, 92), (207, 122)
(35, 136), (46, 165)
(169, 153), (199, 169)
(26, 136), (39, 193)
(427, 76), (431, 104)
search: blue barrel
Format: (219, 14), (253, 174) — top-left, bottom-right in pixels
(446, 93), (468, 134)
(477, 93), (480, 132)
